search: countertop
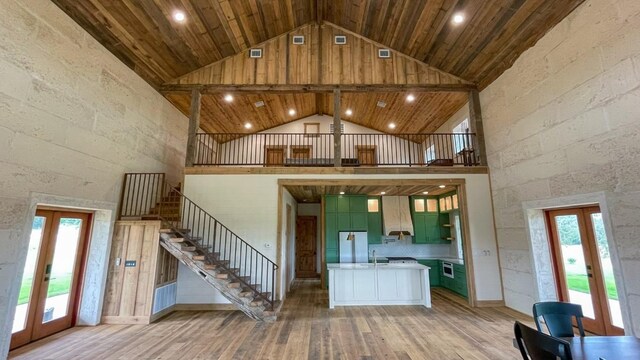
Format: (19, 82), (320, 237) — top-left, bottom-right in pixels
(369, 257), (465, 265)
(327, 263), (430, 270)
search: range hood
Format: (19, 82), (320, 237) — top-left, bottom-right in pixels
(381, 196), (414, 236)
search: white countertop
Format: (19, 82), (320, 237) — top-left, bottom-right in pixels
(369, 257), (465, 265)
(327, 263), (430, 270)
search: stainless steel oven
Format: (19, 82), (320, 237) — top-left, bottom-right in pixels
(442, 261), (454, 279)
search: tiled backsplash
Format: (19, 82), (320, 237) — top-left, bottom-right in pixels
(368, 238), (455, 258)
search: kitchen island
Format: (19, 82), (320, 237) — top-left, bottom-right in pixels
(327, 263), (431, 309)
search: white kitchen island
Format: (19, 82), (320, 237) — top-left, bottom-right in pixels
(327, 263), (431, 309)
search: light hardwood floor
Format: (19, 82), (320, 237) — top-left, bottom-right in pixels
(10, 280), (530, 359)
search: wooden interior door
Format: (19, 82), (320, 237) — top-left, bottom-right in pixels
(11, 210), (91, 349)
(295, 216), (318, 278)
(291, 146), (311, 159)
(547, 206), (623, 335)
(265, 147), (285, 166)
(356, 146), (377, 166)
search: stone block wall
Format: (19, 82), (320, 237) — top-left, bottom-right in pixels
(0, 0), (187, 355)
(441, 0), (640, 334)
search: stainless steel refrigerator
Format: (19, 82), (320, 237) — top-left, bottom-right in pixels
(339, 232), (369, 263)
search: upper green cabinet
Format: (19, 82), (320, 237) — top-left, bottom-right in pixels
(410, 196), (447, 244)
(325, 196), (338, 213)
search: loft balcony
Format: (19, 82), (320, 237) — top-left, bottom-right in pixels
(193, 132), (479, 168)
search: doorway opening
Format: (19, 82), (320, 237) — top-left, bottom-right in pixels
(546, 205), (623, 335)
(11, 209), (93, 349)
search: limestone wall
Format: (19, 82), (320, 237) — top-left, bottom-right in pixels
(0, 0), (187, 355)
(440, 0), (640, 334)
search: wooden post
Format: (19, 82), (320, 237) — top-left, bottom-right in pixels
(185, 89), (202, 167)
(333, 88), (342, 167)
(468, 89), (487, 166)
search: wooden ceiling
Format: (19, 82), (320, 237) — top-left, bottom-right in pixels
(53, 0), (584, 89)
(53, 0), (584, 133)
(322, 0), (584, 89)
(285, 184), (457, 203)
(166, 91), (467, 134)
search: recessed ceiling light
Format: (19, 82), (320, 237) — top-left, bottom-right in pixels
(380, 191), (386, 195)
(345, 109), (353, 116)
(254, 100), (265, 107)
(452, 13), (465, 24)
(288, 109), (296, 116)
(339, 191), (345, 195)
(423, 191), (429, 195)
(173, 10), (186, 22)
(377, 100), (387, 108)
(244, 123), (252, 129)
(406, 94), (416, 102)
(224, 94), (233, 102)
(388, 123), (396, 129)
(439, 185), (446, 188)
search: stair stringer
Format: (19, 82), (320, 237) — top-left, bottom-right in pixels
(158, 232), (278, 322)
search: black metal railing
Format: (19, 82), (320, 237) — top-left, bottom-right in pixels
(193, 132), (478, 167)
(119, 173), (278, 310)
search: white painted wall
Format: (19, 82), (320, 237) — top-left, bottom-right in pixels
(183, 173), (503, 303)
(436, 0), (640, 334)
(0, 1), (187, 356)
(298, 204), (322, 274)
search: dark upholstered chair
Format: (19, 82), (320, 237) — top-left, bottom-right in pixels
(533, 302), (585, 337)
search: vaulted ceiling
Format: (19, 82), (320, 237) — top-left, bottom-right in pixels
(53, 0), (584, 133)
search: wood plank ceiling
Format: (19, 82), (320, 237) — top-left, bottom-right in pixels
(285, 184), (457, 203)
(53, 0), (584, 133)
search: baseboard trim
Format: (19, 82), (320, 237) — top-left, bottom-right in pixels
(173, 303), (237, 311)
(101, 316), (150, 325)
(475, 299), (506, 307)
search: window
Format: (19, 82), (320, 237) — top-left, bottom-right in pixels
(367, 199), (379, 212)
(452, 194), (459, 209)
(304, 122), (319, 137)
(453, 118), (470, 154)
(425, 144), (435, 162)
(427, 199), (438, 212)
(414, 199), (425, 212)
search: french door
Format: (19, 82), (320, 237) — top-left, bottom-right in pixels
(547, 206), (623, 335)
(11, 210), (91, 349)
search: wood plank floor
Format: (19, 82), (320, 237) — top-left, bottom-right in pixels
(10, 280), (531, 359)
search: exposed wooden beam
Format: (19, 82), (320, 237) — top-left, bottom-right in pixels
(185, 89), (202, 167)
(333, 88), (341, 167)
(468, 89), (487, 166)
(161, 83), (477, 94)
(315, 0), (323, 25)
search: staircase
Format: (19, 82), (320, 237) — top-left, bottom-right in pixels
(119, 173), (279, 321)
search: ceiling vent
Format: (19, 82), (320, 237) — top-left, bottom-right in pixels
(378, 49), (391, 58)
(249, 48), (262, 58)
(254, 100), (265, 108)
(377, 100), (387, 108)
(334, 35), (347, 45)
(292, 35), (304, 45)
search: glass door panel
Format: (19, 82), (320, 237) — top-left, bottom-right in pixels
(12, 216), (46, 334)
(588, 211), (624, 332)
(42, 218), (82, 323)
(553, 214), (596, 319)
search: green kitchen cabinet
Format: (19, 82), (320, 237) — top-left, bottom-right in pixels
(438, 262), (468, 298)
(325, 213), (338, 249)
(337, 196), (350, 212)
(350, 212), (368, 230)
(326, 249), (339, 263)
(349, 196), (368, 212)
(337, 213), (351, 231)
(367, 202), (382, 244)
(410, 196), (446, 244)
(325, 196), (338, 213)
(417, 260), (440, 287)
